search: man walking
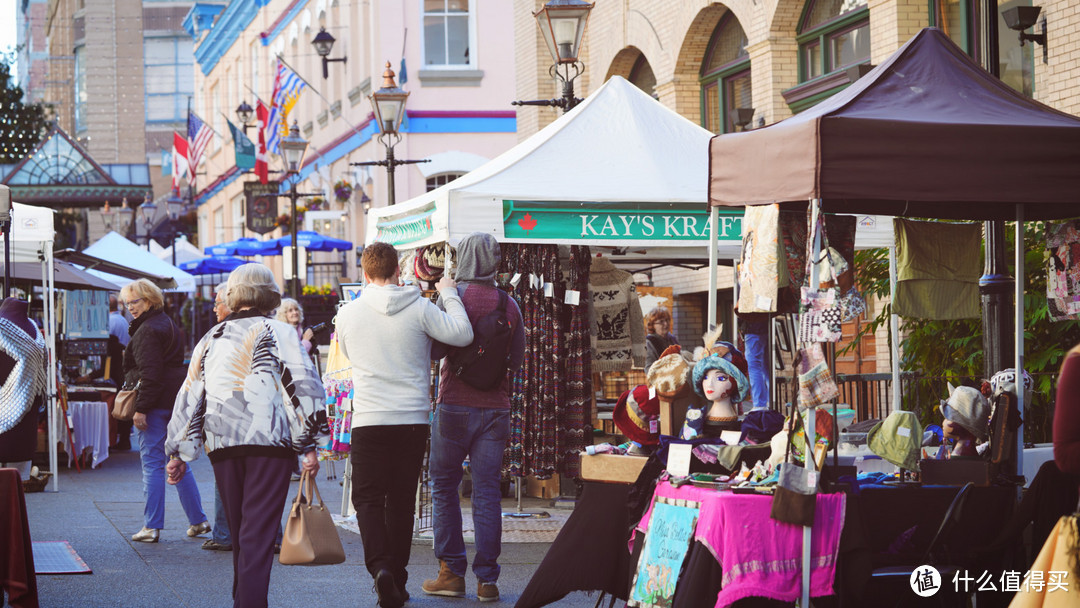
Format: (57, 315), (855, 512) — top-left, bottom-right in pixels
(336, 242), (473, 608)
(422, 232), (525, 603)
(108, 294), (130, 347)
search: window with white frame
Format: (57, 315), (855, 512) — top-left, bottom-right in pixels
(144, 35), (195, 124)
(426, 173), (464, 192)
(232, 194), (245, 240)
(422, 0), (473, 67)
(74, 45), (87, 131)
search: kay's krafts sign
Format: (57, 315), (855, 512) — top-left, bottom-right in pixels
(501, 200), (742, 242)
(245, 181), (280, 235)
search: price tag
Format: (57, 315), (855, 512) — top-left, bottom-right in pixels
(544, 282), (555, 298)
(755, 295), (773, 310)
(510, 273), (522, 287)
(667, 443), (692, 477)
(649, 419), (659, 434)
(648, 387), (657, 400)
(564, 289), (581, 306)
(807, 471), (819, 487)
(529, 273), (539, 289)
(896, 426), (911, 437)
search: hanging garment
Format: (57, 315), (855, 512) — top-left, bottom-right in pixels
(777, 212), (855, 315)
(559, 245), (592, 478)
(0, 317), (46, 435)
(894, 218), (981, 320)
(738, 204), (781, 314)
(1046, 221), (1080, 321)
(589, 257), (646, 372)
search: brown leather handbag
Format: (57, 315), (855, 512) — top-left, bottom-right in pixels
(279, 470), (345, 565)
(112, 381), (140, 421)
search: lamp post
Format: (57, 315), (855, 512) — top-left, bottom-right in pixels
(513, 0), (594, 113)
(0, 185), (10, 299)
(139, 194), (157, 251)
(235, 101), (255, 134)
(350, 63), (429, 206)
(166, 191), (186, 267)
(312, 27), (347, 80)
(279, 120), (311, 299)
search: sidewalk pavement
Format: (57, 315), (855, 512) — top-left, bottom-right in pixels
(16, 448), (602, 608)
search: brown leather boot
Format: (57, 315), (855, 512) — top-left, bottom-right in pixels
(477, 581), (499, 603)
(421, 560), (465, 598)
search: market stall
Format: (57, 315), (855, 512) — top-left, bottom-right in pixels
(80, 231), (196, 292)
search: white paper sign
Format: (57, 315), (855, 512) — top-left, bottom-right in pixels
(510, 273), (522, 287)
(897, 426), (911, 437)
(544, 282), (555, 298)
(564, 289), (581, 306)
(667, 443), (693, 477)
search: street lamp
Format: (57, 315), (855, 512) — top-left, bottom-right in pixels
(139, 194), (157, 250)
(236, 101), (255, 133)
(513, 0), (594, 113)
(351, 62), (429, 206)
(312, 27), (347, 79)
(166, 191), (186, 267)
(279, 120), (310, 299)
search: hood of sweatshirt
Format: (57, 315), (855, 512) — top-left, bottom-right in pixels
(360, 283), (422, 315)
(454, 232), (500, 285)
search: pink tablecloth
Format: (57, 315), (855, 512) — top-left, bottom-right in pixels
(635, 480), (846, 607)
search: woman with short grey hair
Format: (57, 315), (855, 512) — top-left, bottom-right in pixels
(165, 263), (329, 607)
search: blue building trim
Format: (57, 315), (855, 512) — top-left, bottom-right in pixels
(191, 0), (272, 75)
(406, 116), (517, 134)
(182, 3), (225, 40)
(260, 0), (311, 47)
(195, 167), (242, 206)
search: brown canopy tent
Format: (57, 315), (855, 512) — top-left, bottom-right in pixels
(708, 28), (1080, 221)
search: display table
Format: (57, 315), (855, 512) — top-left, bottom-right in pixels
(0, 468), (37, 607)
(56, 401), (110, 469)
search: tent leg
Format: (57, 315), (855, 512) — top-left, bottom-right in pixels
(1014, 205), (1024, 478)
(889, 245), (900, 416)
(707, 206), (718, 329)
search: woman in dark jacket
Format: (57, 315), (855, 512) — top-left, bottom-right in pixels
(120, 279), (207, 543)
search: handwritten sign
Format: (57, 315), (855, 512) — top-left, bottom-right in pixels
(629, 497), (700, 608)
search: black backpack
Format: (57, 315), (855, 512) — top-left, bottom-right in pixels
(447, 289), (514, 390)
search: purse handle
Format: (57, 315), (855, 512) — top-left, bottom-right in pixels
(291, 470), (327, 511)
(783, 407), (806, 465)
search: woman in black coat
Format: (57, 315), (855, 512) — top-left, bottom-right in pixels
(120, 279), (208, 543)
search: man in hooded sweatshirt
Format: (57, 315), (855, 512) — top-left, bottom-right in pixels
(336, 241), (474, 608)
(422, 232), (525, 603)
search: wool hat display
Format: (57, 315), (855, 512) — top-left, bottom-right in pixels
(645, 345), (693, 399)
(867, 410), (923, 471)
(612, 384), (662, 446)
(940, 382), (991, 440)
(422, 244), (447, 270)
(414, 248), (444, 282)
(692, 340), (750, 404)
(739, 408), (786, 445)
(990, 368), (1034, 403)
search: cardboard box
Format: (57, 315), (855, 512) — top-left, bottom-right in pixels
(920, 458), (997, 486)
(525, 474), (561, 499)
(580, 452), (649, 484)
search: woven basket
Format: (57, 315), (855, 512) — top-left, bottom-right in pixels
(22, 472), (51, 493)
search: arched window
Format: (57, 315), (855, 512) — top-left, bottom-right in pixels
(629, 55), (657, 99)
(426, 173), (464, 192)
(797, 0), (869, 82)
(700, 13), (751, 134)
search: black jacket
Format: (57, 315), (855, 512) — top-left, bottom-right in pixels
(123, 308), (186, 413)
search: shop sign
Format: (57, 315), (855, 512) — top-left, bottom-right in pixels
(244, 181), (280, 235)
(501, 200), (742, 241)
(374, 204), (437, 245)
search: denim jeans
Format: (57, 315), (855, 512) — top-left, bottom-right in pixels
(136, 408), (205, 530)
(212, 483), (231, 545)
(430, 403), (510, 583)
(743, 331), (770, 410)
(350, 424), (428, 587)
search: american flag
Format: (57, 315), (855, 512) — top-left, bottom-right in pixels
(187, 111), (213, 177)
(266, 59), (307, 155)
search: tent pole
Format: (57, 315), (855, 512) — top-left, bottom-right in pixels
(802, 198), (822, 608)
(1014, 205), (1024, 478)
(889, 244), (901, 415)
(45, 247), (58, 492)
(707, 206), (718, 329)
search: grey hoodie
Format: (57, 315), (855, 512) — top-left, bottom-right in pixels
(336, 283), (473, 427)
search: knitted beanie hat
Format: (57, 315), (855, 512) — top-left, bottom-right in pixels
(692, 340), (750, 404)
(612, 385), (662, 446)
(414, 246), (444, 282)
(646, 345), (693, 399)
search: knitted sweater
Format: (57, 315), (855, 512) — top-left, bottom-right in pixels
(589, 257), (646, 372)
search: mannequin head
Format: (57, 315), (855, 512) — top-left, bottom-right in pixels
(692, 343), (750, 421)
(0, 297), (35, 336)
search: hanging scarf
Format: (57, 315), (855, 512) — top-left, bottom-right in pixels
(559, 245), (592, 478)
(0, 318), (46, 434)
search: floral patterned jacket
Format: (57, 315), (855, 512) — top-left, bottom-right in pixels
(164, 309), (330, 463)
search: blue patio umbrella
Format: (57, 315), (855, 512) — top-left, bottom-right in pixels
(274, 230), (352, 252)
(180, 256), (251, 276)
(204, 237), (280, 257)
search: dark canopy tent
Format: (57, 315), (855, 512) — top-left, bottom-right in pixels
(708, 28), (1080, 220)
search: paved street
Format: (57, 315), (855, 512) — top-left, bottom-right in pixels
(18, 449), (598, 608)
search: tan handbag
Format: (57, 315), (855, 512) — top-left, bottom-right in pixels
(112, 381), (140, 421)
(279, 470), (345, 565)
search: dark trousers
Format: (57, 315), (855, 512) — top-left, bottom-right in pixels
(350, 424), (428, 587)
(214, 456), (293, 608)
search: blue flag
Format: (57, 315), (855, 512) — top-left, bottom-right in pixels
(227, 118), (256, 171)
(399, 57), (408, 85)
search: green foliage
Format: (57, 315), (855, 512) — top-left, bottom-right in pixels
(0, 52), (49, 163)
(852, 221), (1080, 443)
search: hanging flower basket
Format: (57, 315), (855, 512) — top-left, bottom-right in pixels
(308, 197), (325, 211)
(333, 179), (354, 203)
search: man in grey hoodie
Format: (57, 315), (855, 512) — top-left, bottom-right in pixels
(336, 241), (473, 608)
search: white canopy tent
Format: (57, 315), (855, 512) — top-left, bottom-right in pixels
(82, 232), (197, 292)
(0, 201), (61, 491)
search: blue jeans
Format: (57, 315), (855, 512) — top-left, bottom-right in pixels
(430, 403), (510, 583)
(136, 408), (206, 530)
(743, 331), (770, 410)
(212, 483), (231, 545)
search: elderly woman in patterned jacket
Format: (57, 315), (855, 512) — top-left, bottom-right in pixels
(165, 263), (329, 608)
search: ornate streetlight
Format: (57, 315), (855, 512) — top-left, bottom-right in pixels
(312, 27), (347, 79)
(278, 120), (313, 299)
(513, 0), (594, 113)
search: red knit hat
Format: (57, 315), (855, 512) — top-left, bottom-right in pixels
(612, 385), (662, 446)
